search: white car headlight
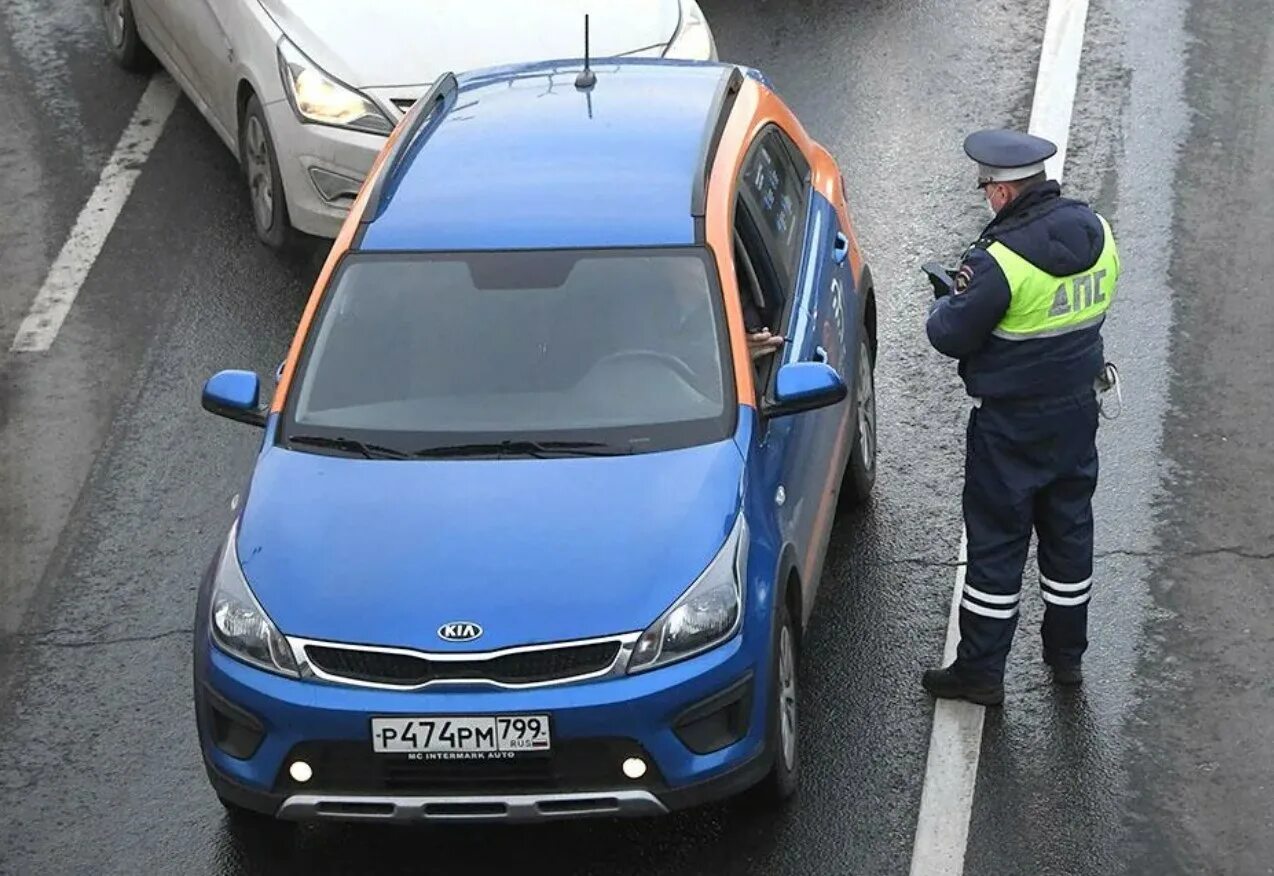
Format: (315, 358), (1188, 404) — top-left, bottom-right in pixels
(277, 38), (393, 135)
(664, 0), (717, 61)
(210, 522), (299, 677)
(628, 513), (747, 673)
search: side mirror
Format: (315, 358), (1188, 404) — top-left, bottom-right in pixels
(202, 370), (266, 427)
(763, 362), (848, 419)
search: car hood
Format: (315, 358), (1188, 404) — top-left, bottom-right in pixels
(258, 0), (681, 89)
(236, 439), (743, 652)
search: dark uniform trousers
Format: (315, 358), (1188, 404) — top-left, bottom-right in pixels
(956, 388), (1099, 683)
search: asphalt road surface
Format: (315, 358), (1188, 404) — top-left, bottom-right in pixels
(1, 1), (1271, 874)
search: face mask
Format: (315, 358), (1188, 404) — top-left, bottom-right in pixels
(981, 182), (999, 216)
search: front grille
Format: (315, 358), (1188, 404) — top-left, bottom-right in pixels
(305, 640), (622, 688)
(274, 738), (666, 796)
(305, 647), (422, 684)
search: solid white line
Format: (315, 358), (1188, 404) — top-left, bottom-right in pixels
(10, 74), (180, 353)
(910, 533), (983, 876)
(1029, 0), (1092, 181)
(909, 1), (1091, 874)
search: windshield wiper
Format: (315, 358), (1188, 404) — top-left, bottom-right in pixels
(412, 440), (632, 459)
(288, 435), (409, 460)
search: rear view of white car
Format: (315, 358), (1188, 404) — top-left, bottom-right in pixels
(100, 0), (717, 248)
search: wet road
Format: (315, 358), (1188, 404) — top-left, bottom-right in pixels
(1, 0), (1272, 873)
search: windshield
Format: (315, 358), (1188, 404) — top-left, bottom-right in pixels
(283, 248), (735, 455)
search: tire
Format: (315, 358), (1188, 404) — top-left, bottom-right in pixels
(217, 794), (258, 818)
(752, 595), (799, 806)
(219, 799), (266, 825)
(838, 329), (877, 510)
(219, 794), (290, 826)
(219, 795), (295, 844)
(101, 0), (154, 72)
(238, 95), (296, 250)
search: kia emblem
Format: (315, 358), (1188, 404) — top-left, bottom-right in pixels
(438, 621), (483, 643)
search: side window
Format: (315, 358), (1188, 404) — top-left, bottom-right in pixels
(733, 202), (785, 390)
(733, 199), (782, 331)
(739, 127), (810, 280)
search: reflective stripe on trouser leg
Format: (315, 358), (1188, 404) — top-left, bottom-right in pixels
(956, 592), (1022, 684)
(1040, 574), (1092, 604)
(1040, 573), (1091, 668)
(956, 406), (1033, 684)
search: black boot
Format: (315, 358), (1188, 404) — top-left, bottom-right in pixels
(1050, 664), (1083, 686)
(921, 664), (1004, 706)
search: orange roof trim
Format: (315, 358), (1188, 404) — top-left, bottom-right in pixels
(702, 79), (866, 410)
(269, 122), (409, 412)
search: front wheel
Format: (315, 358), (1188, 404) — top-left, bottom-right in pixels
(218, 794), (293, 827)
(101, 0), (153, 72)
(839, 330), (877, 509)
(239, 96), (296, 250)
(219, 795), (296, 847)
(751, 597), (799, 806)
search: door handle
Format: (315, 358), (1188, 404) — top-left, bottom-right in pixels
(832, 232), (849, 265)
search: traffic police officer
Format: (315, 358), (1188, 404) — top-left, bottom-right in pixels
(921, 129), (1120, 705)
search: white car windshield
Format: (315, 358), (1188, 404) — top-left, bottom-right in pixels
(284, 248), (736, 456)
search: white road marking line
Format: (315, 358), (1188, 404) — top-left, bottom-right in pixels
(910, 533), (982, 876)
(10, 74), (180, 354)
(1029, 0), (1092, 181)
(909, 1), (1091, 874)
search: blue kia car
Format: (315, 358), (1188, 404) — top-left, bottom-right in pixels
(195, 57), (878, 824)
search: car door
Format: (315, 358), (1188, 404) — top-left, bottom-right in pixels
(130, 0), (199, 89)
(150, 0), (238, 143)
(796, 148), (861, 604)
(742, 125), (860, 609)
(734, 126), (835, 603)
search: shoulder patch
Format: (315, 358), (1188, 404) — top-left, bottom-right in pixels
(955, 263), (974, 293)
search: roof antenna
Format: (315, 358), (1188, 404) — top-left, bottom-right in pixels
(575, 14), (596, 90)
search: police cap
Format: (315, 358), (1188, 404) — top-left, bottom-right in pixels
(963, 129), (1057, 188)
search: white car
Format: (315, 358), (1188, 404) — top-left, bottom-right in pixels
(100, 0), (717, 248)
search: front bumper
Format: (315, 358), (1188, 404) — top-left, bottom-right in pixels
(262, 97), (387, 239)
(205, 745), (771, 824)
(196, 626), (773, 823)
(207, 752), (670, 823)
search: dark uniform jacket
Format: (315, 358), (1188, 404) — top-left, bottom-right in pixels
(927, 181), (1107, 400)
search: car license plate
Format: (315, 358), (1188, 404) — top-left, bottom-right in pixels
(370, 715), (551, 760)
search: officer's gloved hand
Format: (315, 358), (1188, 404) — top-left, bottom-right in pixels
(921, 262), (955, 299)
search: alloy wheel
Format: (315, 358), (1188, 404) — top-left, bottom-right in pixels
(244, 116), (274, 232)
(778, 624), (797, 772)
(103, 0), (126, 49)
(856, 341), (876, 472)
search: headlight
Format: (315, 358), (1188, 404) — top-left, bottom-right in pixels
(210, 522), (300, 677)
(664, 1), (717, 61)
(628, 513), (747, 673)
(277, 38), (393, 135)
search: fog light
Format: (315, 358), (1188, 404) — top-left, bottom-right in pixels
(307, 166), (363, 203)
(289, 760), (313, 783)
(621, 757), (647, 780)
